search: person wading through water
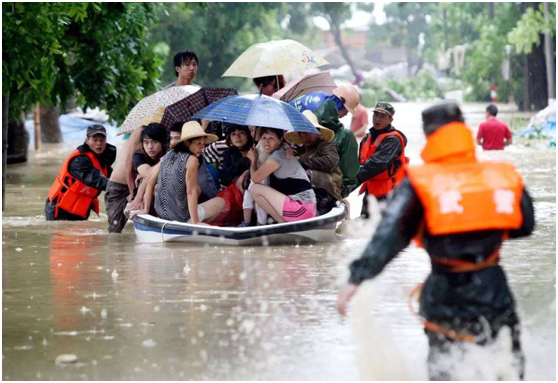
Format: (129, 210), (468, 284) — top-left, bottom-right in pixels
(337, 102), (534, 380)
(46, 125), (116, 221)
(357, 102), (408, 218)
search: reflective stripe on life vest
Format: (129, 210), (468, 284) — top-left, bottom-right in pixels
(47, 149), (108, 218)
(359, 130), (408, 197)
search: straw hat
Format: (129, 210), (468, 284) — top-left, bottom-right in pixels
(285, 110), (335, 145)
(140, 107), (166, 126)
(171, 121), (219, 148)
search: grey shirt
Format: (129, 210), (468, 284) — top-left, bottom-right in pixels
(268, 147), (316, 204)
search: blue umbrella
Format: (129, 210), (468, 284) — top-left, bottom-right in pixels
(192, 94), (320, 135)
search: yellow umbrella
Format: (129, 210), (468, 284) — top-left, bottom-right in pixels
(222, 39), (329, 78)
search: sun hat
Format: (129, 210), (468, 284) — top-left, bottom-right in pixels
(86, 125), (107, 138)
(285, 110), (335, 145)
(333, 84), (360, 113)
(171, 121), (219, 148)
(140, 107), (166, 127)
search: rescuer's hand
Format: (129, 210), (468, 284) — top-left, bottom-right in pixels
(336, 283), (359, 316)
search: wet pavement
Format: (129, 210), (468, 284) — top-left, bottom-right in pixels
(2, 102), (555, 380)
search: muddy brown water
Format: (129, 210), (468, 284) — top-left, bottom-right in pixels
(2, 103), (555, 380)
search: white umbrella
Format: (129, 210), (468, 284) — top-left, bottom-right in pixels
(222, 39), (329, 78)
(117, 85), (200, 135)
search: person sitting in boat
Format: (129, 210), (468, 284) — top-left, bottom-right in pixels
(285, 111), (343, 216)
(289, 84), (360, 119)
(46, 125), (116, 221)
(132, 123), (167, 197)
(254, 75), (285, 96)
(220, 124), (253, 188)
(247, 128), (317, 223)
(142, 121), (225, 224)
(314, 99), (359, 199)
(239, 126), (294, 227)
(169, 121), (184, 146)
(123, 120), (181, 217)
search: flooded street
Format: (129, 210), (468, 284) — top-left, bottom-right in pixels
(2, 103), (555, 380)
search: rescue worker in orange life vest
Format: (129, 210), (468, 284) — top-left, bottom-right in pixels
(45, 125), (116, 221)
(357, 102), (408, 218)
(337, 103), (534, 380)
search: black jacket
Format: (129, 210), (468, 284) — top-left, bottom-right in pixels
(219, 148), (250, 187)
(349, 177), (535, 322)
(357, 125), (407, 185)
(67, 142), (117, 193)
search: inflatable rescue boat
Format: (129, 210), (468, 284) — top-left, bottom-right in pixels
(132, 202), (348, 246)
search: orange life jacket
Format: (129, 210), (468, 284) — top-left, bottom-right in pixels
(359, 130), (409, 197)
(407, 122), (524, 239)
(47, 150), (108, 219)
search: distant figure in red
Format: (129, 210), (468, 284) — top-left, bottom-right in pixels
(350, 103), (369, 139)
(476, 104), (512, 150)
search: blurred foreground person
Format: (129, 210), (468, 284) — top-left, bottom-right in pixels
(476, 104), (512, 150)
(46, 125), (116, 221)
(337, 102), (534, 380)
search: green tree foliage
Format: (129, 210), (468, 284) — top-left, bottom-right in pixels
(149, 2), (294, 90)
(2, 2), (163, 123)
(369, 3), (437, 68)
(508, 3), (556, 54)
(372, 2), (552, 107)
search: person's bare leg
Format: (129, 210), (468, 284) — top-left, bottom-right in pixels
(200, 197), (225, 222)
(250, 184), (286, 223)
(243, 209), (253, 224)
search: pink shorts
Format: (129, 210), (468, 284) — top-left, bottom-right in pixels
(282, 197), (317, 222)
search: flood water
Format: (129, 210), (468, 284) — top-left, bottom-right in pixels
(2, 102), (555, 380)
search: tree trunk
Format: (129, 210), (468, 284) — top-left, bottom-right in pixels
(526, 38), (549, 110)
(7, 115), (29, 165)
(442, 8), (449, 50)
(543, 2), (556, 100)
(488, 3), (494, 19)
(39, 104), (63, 143)
(330, 24), (359, 80)
(2, 94), (8, 211)
(523, 54), (530, 111)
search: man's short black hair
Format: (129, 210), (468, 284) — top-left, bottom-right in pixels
(486, 104), (498, 117)
(173, 50), (198, 77)
(170, 121), (185, 134)
(141, 123), (168, 145)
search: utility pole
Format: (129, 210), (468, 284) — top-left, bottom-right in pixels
(2, 94), (8, 211)
(33, 104), (41, 151)
(543, 2), (556, 100)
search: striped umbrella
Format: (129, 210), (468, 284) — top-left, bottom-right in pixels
(191, 94), (320, 134)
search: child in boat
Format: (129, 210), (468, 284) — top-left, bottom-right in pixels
(132, 123), (167, 197)
(247, 128), (317, 223)
(220, 124), (253, 188)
